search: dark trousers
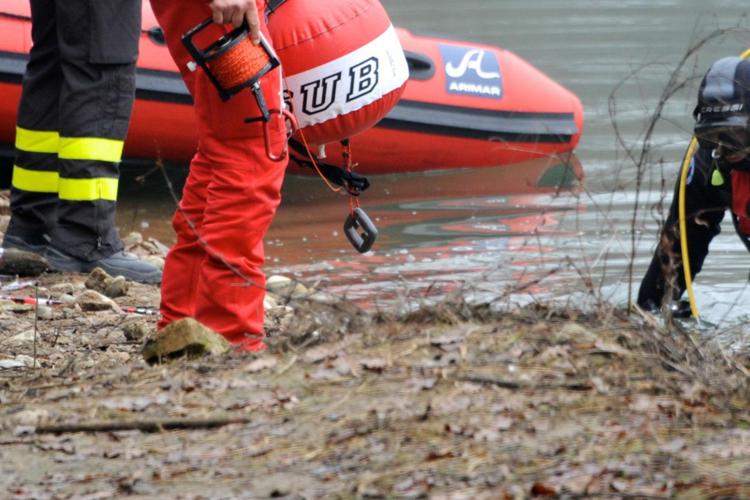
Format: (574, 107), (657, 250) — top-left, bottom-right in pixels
(638, 147), (731, 308)
(7, 0), (141, 261)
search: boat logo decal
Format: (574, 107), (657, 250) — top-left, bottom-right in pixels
(440, 44), (503, 99)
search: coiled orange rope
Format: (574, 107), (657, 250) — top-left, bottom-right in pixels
(208, 36), (270, 90)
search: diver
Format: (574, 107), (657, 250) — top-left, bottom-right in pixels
(638, 56), (750, 316)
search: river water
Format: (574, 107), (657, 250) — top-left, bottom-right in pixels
(116, 1), (750, 340)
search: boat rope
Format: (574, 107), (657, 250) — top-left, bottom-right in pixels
(678, 46), (750, 319)
(288, 138), (370, 196)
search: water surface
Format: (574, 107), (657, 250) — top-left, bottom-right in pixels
(117, 1), (750, 338)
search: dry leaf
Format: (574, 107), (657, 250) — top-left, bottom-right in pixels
(244, 357), (278, 373)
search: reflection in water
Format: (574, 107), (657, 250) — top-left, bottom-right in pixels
(110, 0), (750, 335)
(262, 154), (586, 308)
(116, 154), (586, 310)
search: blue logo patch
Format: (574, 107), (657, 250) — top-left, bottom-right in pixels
(439, 44), (503, 99)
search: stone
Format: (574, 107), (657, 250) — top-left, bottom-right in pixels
(14, 354), (39, 368)
(143, 255), (165, 270)
(122, 232), (143, 248)
(10, 408), (49, 427)
(7, 330), (35, 345)
(76, 290), (119, 312)
(35, 305), (54, 320)
(58, 293), (76, 304)
(147, 238), (170, 256)
(85, 268), (129, 298)
(263, 294), (278, 309)
(0, 359), (25, 369)
(141, 318), (231, 364)
(104, 276), (129, 298)
(50, 283), (77, 295)
(123, 321), (151, 342)
(266, 275), (309, 299)
(0, 247), (47, 276)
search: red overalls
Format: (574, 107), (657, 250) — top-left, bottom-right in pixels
(150, 0), (287, 351)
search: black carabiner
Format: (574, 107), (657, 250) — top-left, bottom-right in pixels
(344, 207), (378, 253)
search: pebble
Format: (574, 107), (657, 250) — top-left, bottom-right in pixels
(76, 289), (118, 312)
(10, 408), (50, 427)
(7, 330), (36, 345)
(36, 305), (54, 320)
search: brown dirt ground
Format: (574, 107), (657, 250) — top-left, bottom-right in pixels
(2, 267), (750, 499)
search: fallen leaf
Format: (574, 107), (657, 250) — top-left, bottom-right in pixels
(593, 339), (631, 357)
(430, 333), (464, 346)
(531, 482), (558, 496)
(660, 438), (686, 453)
(101, 394), (169, 412)
(409, 377), (438, 392)
(426, 447), (456, 461)
(494, 415), (513, 431)
(360, 358), (387, 373)
(304, 345), (341, 364)
(244, 357), (278, 373)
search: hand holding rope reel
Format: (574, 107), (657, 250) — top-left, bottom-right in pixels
(181, 18), (297, 161)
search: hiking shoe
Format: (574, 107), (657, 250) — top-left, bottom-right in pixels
(2, 233), (49, 256)
(46, 246), (162, 284)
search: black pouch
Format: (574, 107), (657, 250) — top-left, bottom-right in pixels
(88, 0), (142, 64)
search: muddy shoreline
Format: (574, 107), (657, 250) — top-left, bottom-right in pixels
(2, 261), (750, 498)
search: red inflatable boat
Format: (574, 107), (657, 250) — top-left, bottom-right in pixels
(0, 2), (583, 175)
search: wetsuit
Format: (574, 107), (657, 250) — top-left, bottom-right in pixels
(637, 146), (750, 309)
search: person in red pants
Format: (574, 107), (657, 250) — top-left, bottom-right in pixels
(150, 0), (287, 351)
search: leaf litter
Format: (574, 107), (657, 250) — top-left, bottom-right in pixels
(0, 266), (750, 498)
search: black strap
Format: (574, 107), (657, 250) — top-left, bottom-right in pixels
(265, 0), (288, 17)
(288, 139), (370, 196)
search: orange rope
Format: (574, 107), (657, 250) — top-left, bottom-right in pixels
(208, 37), (270, 89)
(342, 140), (361, 213)
(296, 126), (345, 194)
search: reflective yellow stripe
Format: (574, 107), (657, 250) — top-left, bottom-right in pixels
(11, 165), (59, 193)
(58, 177), (119, 201)
(15, 127), (60, 154)
(59, 137), (124, 163)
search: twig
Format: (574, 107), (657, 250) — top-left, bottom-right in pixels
(32, 283), (38, 370)
(33, 416), (252, 434)
(458, 374), (592, 392)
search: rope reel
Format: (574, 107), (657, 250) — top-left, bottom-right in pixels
(182, 18), (296, 161)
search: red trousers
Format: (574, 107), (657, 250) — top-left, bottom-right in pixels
(150, 0), (287, 351)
